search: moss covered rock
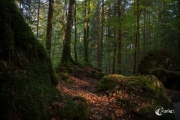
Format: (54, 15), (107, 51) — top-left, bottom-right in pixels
(0, 1), (90, 119)
(97, 74), (176, 120)
(151, 68), (180, 90)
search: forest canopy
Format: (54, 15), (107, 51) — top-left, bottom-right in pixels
(15, 0), (180, 76)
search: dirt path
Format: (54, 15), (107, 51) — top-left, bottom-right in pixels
(57, 75), (126, 120)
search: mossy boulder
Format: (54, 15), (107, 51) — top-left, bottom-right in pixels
(151, 68), (180, 90)
(96, 74), (176, 120)
(49, 95), (90, 120)
(0, 1), (90, 119)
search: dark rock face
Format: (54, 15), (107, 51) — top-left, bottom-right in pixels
(0, 1), (58, 119)
(0, 1), (90, 120)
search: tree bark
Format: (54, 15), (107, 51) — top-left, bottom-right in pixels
(117, 0), (122, 74)
(61, 0), (75, 64)
(74, 1), (78, 62)
(143, 10), (146, 55)
(135, 0), (140, 75)
(46, 0), (54, 55)
(112, 2), (117, 74)
(36, 0), (40, 38)
(178, 0), (180, 55)
(97, 0), (102, 69)
(101, 0), (104, 68)
(84, 0), (88, 64)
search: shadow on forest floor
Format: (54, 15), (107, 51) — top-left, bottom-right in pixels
(56, 65), (177, 120)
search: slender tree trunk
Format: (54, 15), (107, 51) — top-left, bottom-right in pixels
(36, 0), (40, 38)
(86, 0), (90, 57)
(107, 5), (111, 73)
(101, 0), (104, 67)
(117, 0), (122, 74)
(135, 0), (140, 75)
(84, 0), (88, 64)
(178, 0), (180, 55)
(97, 0), (102, 69)
(74, 1), (78, 62)
(142, 10), (146, 55)
(61, 0), (75, 64)
(112, 2), (117, 74)
(112, 36), (117, 74)
(46, 0), (54, 55)
(107, 25), (111, 73)
(133, 24), (136, 74)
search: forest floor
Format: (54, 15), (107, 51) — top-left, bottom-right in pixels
(57, 65), (180, 120)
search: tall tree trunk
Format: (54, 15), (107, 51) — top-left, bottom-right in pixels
(36, 0), (40, 38)
(74, 1), (78, 62)
(163, 0), (167, 49)
(142, 11), (146, 55)
(61, 0), (75, 64)
(107, 5), (111, 73)
(117, 0), (122, 74)
(112, 2), (117, 74)
(112, 36), (117, 74)
(133, 24), (136, 74)
(107, 25), (111, 73)
(135, 0), (140, 75)
(97, 0), (102, 69)
(178, 0), (180, 55)
(46, 0), (54, 55)
(101, 0), (104, 68)
(84, 0), (88, 64)
(86, 0), (90, 58)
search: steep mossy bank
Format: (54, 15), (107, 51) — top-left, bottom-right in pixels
(0, 1), (89, 120)
(97, 74), (176, 120)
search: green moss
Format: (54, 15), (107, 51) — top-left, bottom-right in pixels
(96, 74), (176, 120)
(96, 74), (125, 93)
(92, 71), (105, 80)
(50, 95), (90, 120)
(0, 1), (90, 120)
(56, 62), (77, 75)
